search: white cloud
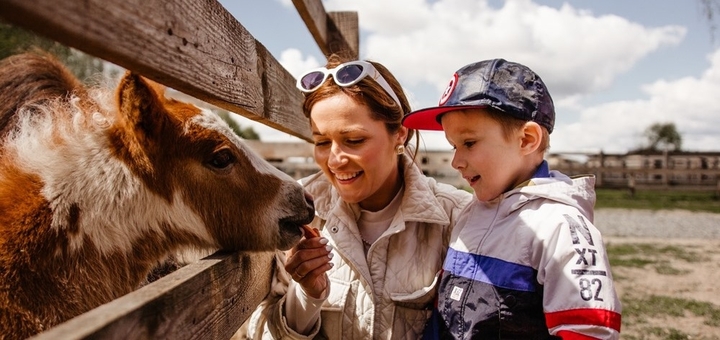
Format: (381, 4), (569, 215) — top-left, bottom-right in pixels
(277, 48), (322, 78)
(552, 49), (720, 153)
(276, 0), (293, 8)
(267, 0), (717, 154)
(324, 0), (685, 103)
(230, 48), (320, 143)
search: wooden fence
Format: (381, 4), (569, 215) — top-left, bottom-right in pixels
(0, 0), (358, 338)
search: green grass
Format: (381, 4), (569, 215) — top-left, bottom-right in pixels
(595, 188), (720, 213)
(622, 327), (694, 340)
(607, 243), (706, 263)
(608, 243), (719, 338)
(622, 295), (720, 328)
(607, 243), (705, 275)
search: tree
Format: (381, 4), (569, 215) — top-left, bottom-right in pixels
(1, 21), (253, 140)
(643, 122), (682, 152)
(239, 125), (260, 140)
(699, 0), (720, 43)
(0, 21), (110, 82)
(216, 110), (260, 140)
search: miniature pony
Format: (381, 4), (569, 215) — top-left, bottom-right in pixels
(0, 52), (314, 339)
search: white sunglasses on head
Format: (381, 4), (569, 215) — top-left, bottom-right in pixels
(296, 60), (402, 109)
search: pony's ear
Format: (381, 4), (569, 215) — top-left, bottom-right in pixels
(141, 77), (167, 98)
(115, 71), (166, 136)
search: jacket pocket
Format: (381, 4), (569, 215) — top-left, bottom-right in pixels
(390, 271), (440, 338)
(391, 269), (440, 309)
(319, 278), (352, 339)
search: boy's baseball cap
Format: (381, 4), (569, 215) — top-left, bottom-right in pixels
(402, 58), (555, 133)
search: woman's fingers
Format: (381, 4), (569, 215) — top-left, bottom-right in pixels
(288, 237), (330, 262)
(285, 236), (334, 298)
(292, 235), (328, 251)
(286, 237), (333, 279)
(288, 248), (332, 276)
(295, 261), (334, 299)
(291, 271), (305, 281)
(290, 251), (334, 279)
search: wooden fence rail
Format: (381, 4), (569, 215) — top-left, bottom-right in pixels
(0, 0), (358, 338)
(32, 252), (275, 340)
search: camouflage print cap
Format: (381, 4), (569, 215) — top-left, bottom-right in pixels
(402, 58), (555, 133)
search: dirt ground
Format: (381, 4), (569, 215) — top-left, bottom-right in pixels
(606, 237), (720, 339)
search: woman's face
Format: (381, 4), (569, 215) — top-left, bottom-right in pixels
(310, 93), (406, 211)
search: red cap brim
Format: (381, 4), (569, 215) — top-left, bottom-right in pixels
(401, 105), (489, 131)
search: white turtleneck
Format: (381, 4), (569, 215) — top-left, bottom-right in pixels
(357, 186), (404, 252)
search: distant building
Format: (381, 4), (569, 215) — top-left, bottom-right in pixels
(244, 141), (466, 187)
(246, 141), (720, 191)
(415, 149), (465, 188)
(244, 140), (318, 180)
(549, 150), (720, 190)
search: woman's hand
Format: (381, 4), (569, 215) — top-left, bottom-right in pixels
(285, 226), (334, 298)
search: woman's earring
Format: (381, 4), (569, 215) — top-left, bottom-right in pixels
(396, 145), (405, 155)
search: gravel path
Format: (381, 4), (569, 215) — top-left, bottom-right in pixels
(594, 208), (720, 239)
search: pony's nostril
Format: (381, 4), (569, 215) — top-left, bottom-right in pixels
(304, 191), (315, 209)
(302, 191), (315, 222)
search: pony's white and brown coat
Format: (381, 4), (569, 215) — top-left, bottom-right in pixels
(0, 52), (313, 339)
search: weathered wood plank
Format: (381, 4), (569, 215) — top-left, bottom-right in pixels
(291, 0), (358, 59)
(30, 251), (276, 340)
(327, 12), (359, 59)
(256, 42), (311, 130)
(0, 1), (360, 338)
(0, 0), (311, 141)
(291, 0), (329, 56)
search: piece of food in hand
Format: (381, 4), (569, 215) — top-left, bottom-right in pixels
(301, 224), (321, 238)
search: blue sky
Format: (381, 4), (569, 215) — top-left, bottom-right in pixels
(217, 0), (720, 154)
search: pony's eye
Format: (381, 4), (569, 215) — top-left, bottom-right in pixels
(208, 149), (235, 169)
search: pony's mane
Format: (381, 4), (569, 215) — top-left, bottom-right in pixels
(8, 87), (115, 162)
(0, 52), (314, 339)
(2, 82), (214, 255)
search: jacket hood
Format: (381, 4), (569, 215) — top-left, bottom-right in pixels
(504, 171), (596, 221)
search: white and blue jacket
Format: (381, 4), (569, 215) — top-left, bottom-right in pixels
(431, 162), (622, 339)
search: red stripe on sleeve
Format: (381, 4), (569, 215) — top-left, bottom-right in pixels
(545, 308), (621, 332)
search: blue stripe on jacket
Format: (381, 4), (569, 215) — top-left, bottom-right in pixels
(443, 248), (537, 292)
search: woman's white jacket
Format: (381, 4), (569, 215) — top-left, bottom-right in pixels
(241, 155), (472, 339)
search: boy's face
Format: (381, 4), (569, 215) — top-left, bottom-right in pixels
(441, 108), (526, 202)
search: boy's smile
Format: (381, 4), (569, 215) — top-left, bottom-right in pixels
(465, 174), (481, 186)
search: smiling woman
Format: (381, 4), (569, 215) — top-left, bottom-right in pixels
(239, 53), (473, 339)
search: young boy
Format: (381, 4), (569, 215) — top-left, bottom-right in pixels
(402, 59), (621, 339)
